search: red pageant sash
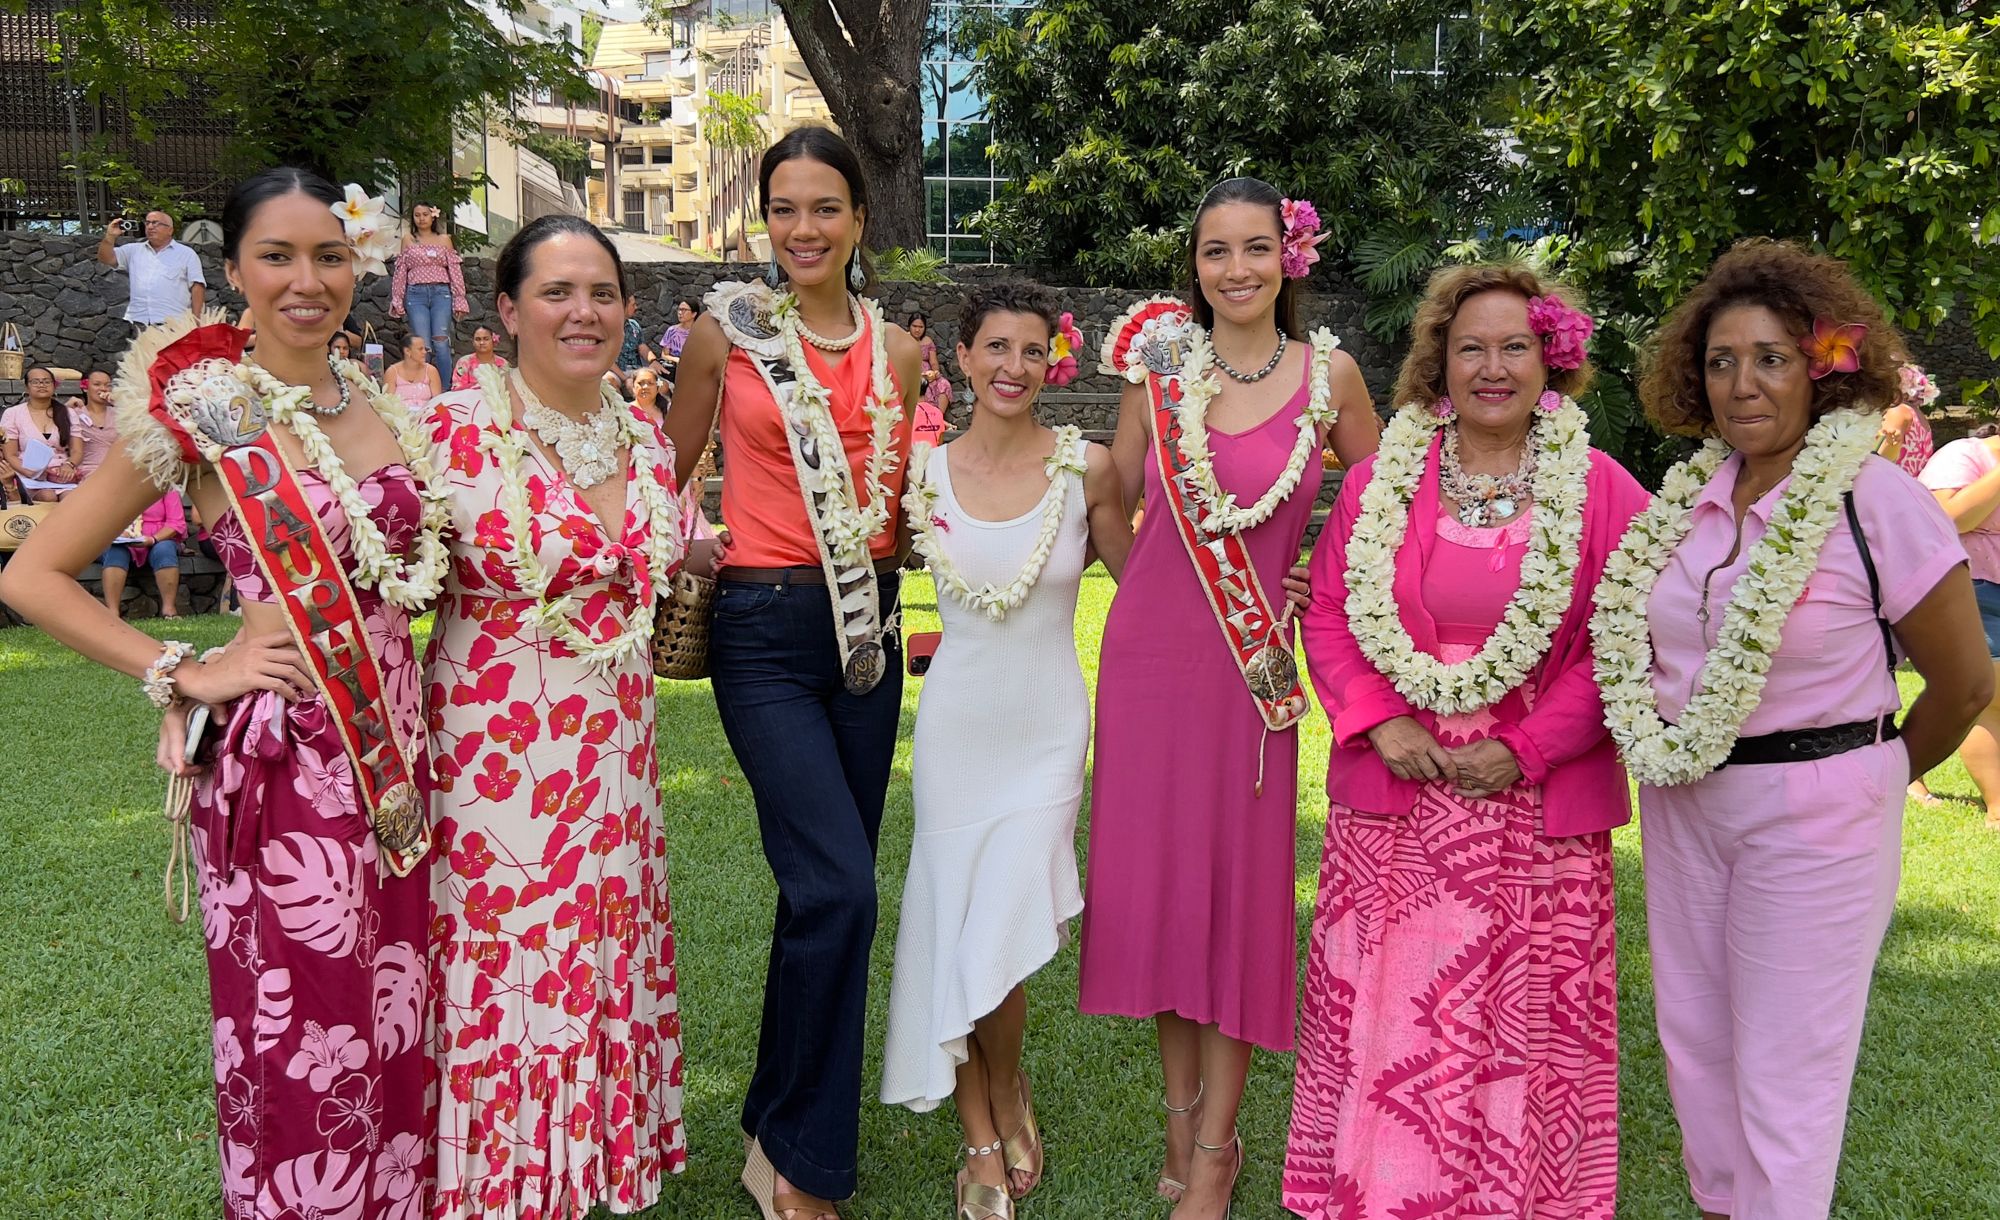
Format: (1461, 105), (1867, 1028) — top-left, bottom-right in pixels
(1149, 385), (1309, 733)
(153, 326), (430, 875)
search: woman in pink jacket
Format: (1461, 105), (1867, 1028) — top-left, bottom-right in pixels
(1283, 263), (1646, 1220)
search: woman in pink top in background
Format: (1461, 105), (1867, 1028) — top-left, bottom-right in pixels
(1284, 264), (1645, 1220)
(389, 201), (468, 386)
(1632, 241), (1986, 1220)
(1917, 423), (2000, 826)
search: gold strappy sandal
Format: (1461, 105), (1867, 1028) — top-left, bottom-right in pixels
(742, 1137), (842, 1220)
(999, 1069), (1044, 1199)
(958, 1138), (1015, 1220)
(1190, 1129), (1244, 1220)
(1157, 1081), (1203, 1201)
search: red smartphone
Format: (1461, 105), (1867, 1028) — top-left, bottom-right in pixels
(906, 630), (941, 676)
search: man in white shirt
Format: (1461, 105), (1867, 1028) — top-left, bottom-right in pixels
(96, 211), (206, 328)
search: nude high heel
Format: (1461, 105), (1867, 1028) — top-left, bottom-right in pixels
(1157, 1081), (1203, 1201)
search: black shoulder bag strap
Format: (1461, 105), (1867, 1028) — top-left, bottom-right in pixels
(1842, 489), (1897, 677)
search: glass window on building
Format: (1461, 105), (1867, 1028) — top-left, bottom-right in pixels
(920, 0), (1031, 262)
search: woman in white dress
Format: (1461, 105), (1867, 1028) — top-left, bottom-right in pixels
(881, 283), (1133, 1219)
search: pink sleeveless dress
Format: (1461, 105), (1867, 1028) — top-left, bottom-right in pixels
(196, 464), (432, 1219)
(1078, 372), (1321, 1051)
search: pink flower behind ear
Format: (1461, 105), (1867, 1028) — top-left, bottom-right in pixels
(1279, 197), (1328, 280)
(1525, 295), (1595, 371)
(1046, 312), (1085, 387)
(1799, 318), (1867, 380)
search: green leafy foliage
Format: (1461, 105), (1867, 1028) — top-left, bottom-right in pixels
(968, 0), (1512, 287)
(54, 0), (591, 213)
(874, 246), (953, 284)
(1489, 0), (2000, 357)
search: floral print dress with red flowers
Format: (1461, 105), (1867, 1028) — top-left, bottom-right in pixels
(423, 388), (687, 1220)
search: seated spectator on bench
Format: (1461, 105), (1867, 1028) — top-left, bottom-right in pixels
(69, 370), (120, 481)
(2, 367), (82, 502)
(101, 490), (186, 619)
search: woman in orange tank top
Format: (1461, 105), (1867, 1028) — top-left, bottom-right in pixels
(664, 126), (922, 1220)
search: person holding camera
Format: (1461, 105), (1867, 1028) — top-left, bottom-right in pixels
(96, 210), (206, 330)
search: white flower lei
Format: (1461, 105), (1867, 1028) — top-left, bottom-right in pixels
(773, 291), (904, 565)
(473, 364), (685, 675)
(219, 360), (450, 610)
(905, 426), (1086, 622)
(1590, 409), (1877, 786)
(1344, 398), (1592, 714)
(1173, 326), (1341, 533)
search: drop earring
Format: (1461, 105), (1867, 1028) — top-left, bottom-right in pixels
(766, 252), (781, 288)
(848, 249), (866, 293)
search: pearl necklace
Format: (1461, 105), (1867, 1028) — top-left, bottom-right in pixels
(312, 356), (353, 416)
(1213, 332), (1288, 383)
(514, 372), (626, 489)
(797, 293), (865, 352)
(1439, 424), (1536, 528)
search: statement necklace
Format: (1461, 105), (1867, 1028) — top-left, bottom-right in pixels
(473, 365), (684, 674)
(1589, 409), (1876, 786)
(906, 426), (1087, 622)
(797, 293), (866, 352)
(516, 374), (626, 490)
(1439, 425), (1537, 528)
(1171, 325), (1340, 533)
(311, 357), (354, 416)
(1343, 398), (1591, 715)
(1214, 332), (1288, 383)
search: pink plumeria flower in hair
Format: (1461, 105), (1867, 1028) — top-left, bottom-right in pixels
(1046, 312), (1086, 387)
(1799, 318), (1866, 380)
(1280, 198), (1328, 280)
(1525, 294), (1595, 371)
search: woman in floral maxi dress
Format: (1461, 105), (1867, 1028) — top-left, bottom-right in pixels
(0, 170), (440, 1219)
(425, 216), (688, 1218)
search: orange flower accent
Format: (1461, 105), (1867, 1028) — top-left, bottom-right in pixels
(1799, 318), (1867, 380)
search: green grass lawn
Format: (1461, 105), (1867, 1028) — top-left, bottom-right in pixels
(3, 570), (1997, 1217)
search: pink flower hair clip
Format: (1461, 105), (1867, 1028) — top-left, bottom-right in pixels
(1280, 198), (1328, 280)
(1046, 312), (1085, 387)
(1525, 294), (1594, 371)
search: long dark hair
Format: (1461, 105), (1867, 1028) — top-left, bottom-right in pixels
(758, 125), (874, 292)
(494, 214), (628, 304)
(24, 367), (71, 447)
(1185, 177), (1303, 341)
(221, 167), (343, 263)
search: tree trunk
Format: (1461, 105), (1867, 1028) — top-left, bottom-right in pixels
(775, 0), (930, 253)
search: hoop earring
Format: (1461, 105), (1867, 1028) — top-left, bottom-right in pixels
(848, 249), (866, 293)
(766, 253), (782, 288)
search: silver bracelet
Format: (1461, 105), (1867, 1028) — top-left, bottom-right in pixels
(143, 640), (196, 710)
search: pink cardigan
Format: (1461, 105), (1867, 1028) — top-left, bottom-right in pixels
(1303, 437), (1651, 837)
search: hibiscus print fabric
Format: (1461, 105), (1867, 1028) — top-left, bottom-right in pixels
(423, 389), (687, 1219)
(192, 466), (432, 1220)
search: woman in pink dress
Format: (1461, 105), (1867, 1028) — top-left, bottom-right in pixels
(1082, 177), (1377, 1220)
(424, 215), (689, 1218)
(1284, 265), (1647, 1219)
(1623, 242), (1987, 1220)
(911, 312), (954, 418)
(451, 324), (512, 391)
(0, 167), (442, 1219)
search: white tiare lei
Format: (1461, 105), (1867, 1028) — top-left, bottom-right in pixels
(772, 290), (905, 566)
(167, 358), (451, 611)
(1589, 409), (1877, 786)
(1168, 326), (1341, 533)
(474, 364), (684, 675)
(1343, 399), (1591, 714)
(906, 426), (1086, 622)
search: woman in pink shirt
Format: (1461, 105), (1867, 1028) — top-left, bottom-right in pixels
(1916, 425), (2000, 825)
(98, 489), (186, 617)
(388, 202), (468, 387)
(1284, 264), (1647, 1219)
(1622, 241), (1987, 1220)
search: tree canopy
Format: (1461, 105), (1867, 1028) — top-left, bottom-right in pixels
(56, 0), (591, 209)
(969, 0), (1510, 287)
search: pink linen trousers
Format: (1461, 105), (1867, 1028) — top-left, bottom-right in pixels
(1640, 454), (1966, 1219)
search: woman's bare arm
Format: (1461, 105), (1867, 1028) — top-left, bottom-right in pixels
(1082, 442), (1134, 581)
(1110, 380), (1149, 517)
(663, 314), (727, 489)
(1895, 565), (1992, 776)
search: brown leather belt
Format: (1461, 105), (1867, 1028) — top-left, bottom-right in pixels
(717, 558), (902, 585)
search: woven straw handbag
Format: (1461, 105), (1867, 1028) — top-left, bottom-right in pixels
(652, 566), (715, 680)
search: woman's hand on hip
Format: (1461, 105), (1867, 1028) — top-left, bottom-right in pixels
(175, 631), (315, 705)
(1366, 715), (1458, 784)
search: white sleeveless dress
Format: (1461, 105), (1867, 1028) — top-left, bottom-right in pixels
(881, 433), (1092, 1111)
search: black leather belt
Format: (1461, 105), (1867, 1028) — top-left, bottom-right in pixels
(1722, 715), (1899, 767)
(717, 558), (901, 586)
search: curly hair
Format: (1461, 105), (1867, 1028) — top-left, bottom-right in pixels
(1392, 262), (1595, 411)
(1640, 239), (1906, 436)
(957, 281), (1061, 348)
